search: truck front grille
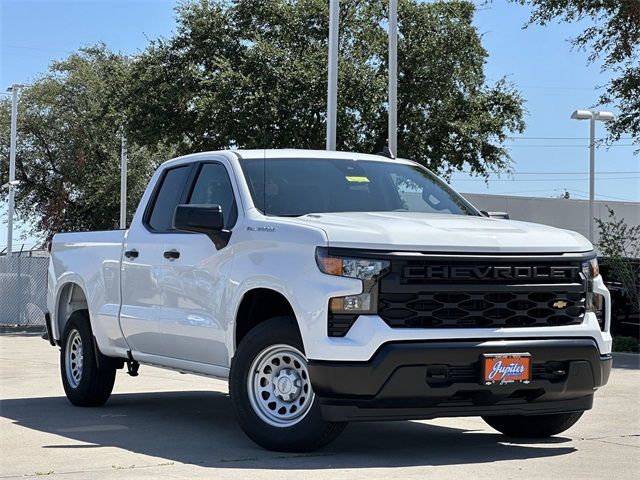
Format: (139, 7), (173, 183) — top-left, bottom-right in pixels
(376, 253), (588, 330)
(378, 290), (585, 328)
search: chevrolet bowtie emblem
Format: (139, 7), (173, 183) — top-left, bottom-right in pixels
(553, 300), (568, 309)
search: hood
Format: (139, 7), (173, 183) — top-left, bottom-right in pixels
(288, 212), (592, 253)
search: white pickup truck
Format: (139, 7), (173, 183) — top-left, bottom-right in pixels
(46, 149), (612, 451)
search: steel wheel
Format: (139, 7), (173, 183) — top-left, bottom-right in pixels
(247, 344), (315, 427)
(64, 329), (83, 388)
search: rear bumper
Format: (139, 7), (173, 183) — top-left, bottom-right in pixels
(309, 338), (612, 422)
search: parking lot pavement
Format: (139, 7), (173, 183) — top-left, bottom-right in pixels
(1, 335), (638, 480)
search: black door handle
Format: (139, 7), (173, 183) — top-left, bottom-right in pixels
(124, 249), (139, 259)
(163, 250), (180, 260)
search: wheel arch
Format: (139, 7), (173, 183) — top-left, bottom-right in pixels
(55, 281), (89, 341)
(234, 288), (298, 349)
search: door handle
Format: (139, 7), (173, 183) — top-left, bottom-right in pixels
(124, 249), (139, 260)
(163, 250), (180, 260)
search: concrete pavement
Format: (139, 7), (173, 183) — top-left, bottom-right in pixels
(1, 334), (638, 479)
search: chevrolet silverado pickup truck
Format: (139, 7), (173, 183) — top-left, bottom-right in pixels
(46, 149), (612, 451)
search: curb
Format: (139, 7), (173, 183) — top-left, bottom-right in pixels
(0, 326), (45, 335)
(612, 352), (640, 370)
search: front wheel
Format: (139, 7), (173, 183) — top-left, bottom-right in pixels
(482, 411), (584, 438)
(60, 310), (116, 406)
(229, 316), (347, 451)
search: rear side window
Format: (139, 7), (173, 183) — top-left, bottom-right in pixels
(188, 163), (238, 229)
(147, 165), (191, 231)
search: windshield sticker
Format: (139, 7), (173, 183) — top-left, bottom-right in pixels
(345, 176), (370, 183)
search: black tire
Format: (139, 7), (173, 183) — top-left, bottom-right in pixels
(482, 411), (584, 438)
(230, 316), (347, 452)
(60, 310), (116, 407)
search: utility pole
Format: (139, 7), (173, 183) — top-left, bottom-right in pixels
(388, 0), (398, 157)
(120, 131), (128, 229)
(6, 84), (24, 257)
(326, 0), (339, 150)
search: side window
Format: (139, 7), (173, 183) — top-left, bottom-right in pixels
(188, 163), (238, 229)
(147, 165), (191, 232)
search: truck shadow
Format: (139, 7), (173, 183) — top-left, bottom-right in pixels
(1, 390), (576, 469)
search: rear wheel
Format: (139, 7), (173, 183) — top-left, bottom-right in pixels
(230, 316), (347, 451)
(60, 310), (116, 406)
(482, 411), (584, 438)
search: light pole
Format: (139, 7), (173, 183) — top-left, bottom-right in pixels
(570, 109), (615, 243)
(326, 0), (339, 150)
(120, 131), (128, 229)
(388, 0), (398, 157)
(6, 84), (24, 257)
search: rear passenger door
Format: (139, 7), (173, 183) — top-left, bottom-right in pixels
(155, 160), (240, 366)
(120, 164), (193, 356)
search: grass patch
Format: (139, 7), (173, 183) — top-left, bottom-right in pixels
(613, 336), (640, 353)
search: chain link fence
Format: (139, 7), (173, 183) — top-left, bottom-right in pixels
(0, 252), (49, 328)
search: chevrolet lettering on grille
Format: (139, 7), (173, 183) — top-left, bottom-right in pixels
(403, 265), (580, 282)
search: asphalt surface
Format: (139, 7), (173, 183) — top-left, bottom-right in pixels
(1, 334), (638, 479)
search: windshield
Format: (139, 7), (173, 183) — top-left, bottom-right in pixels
(240, 158), (479, 217)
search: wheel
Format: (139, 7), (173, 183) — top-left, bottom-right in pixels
(482, 411), (584, 438)
(229, 316), (347, 451)
(60, 310), (116, 406)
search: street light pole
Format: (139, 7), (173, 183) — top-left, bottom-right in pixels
(6, 84), (24, 257)
(388, 0), (398, 157)
(588, 114), (596, 244)
(120, 131), (128, 229)
(570, 109), (615, 243)
(326, 0), (339, 151)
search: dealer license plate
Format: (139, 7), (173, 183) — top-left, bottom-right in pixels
(482, 353), (531, 385)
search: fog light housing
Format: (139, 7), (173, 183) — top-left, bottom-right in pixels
(330, 293), (372, 314)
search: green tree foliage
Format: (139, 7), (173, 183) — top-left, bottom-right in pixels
(511, 0), (640, 145)
(2, 1), (525, 237)
(596, 206), (640, 312)
(0, 46), (175, 237)
(126, 0), (525, 177)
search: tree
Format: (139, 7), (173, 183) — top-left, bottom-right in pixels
(0, 46), (175, 238)
(125, 0), (525, 177)
(596, 206), (640, 312)
(2, 1), (525, 237)
(510, 0), (640, 145)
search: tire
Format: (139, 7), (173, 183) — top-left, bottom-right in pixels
(482, 411), (584, 438)
(60, 310), (116, 407)
(230, 316), (347, 451)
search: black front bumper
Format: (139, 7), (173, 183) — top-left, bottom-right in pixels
(309, 338), (612, 422)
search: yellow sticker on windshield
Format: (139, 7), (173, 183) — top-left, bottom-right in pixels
(345, 176), (370, 183)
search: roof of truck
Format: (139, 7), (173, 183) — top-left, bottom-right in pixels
(162, 149), (413, 167)
(233, 149), (406, 163)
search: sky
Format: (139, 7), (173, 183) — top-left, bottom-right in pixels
(0, 0), (638, 247)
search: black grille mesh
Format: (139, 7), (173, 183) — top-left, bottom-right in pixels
(378, 291), (585, 328)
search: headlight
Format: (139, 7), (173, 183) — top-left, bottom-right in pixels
(316, 247), (389, 314)
(582, 257), (599, 279)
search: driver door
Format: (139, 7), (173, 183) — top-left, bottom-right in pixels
(155, 160), (239, 366)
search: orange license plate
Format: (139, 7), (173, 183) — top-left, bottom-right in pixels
(482, 353), (531, 385)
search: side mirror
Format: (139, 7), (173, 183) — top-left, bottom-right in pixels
(480, 210), (510, 219)
(173, 204), (231, 249)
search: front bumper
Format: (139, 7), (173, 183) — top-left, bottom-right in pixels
(309, 338), (612, 422)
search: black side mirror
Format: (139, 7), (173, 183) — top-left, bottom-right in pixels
(173, 204), (231, 249)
